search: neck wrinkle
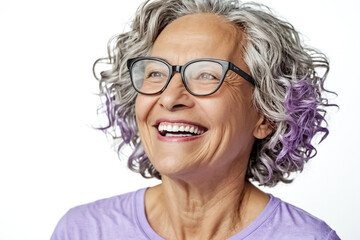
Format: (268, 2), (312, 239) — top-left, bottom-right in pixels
(151, 171), (250, 240)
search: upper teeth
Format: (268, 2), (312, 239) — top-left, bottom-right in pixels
(158, 122), (205, 135)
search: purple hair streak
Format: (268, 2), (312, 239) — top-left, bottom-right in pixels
(274, 77), (330, 181)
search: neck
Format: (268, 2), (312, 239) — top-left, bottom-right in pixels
(145, 168), (269, 240)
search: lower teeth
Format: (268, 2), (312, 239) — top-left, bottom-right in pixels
(165, 133), (193, 137)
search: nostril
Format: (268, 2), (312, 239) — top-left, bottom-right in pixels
(160, 102), (189, 112)
(173, 104), (186, 108)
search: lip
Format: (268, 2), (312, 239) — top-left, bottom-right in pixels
(154, 118), (208, 142)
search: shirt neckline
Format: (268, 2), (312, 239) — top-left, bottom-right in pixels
(134, 188), (281, 240)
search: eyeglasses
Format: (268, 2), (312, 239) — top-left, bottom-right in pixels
(127, 57), (255, 96)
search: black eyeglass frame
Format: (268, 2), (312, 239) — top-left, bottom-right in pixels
(127, 57), (255, 96)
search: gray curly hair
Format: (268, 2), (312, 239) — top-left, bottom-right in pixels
(94, 0), (335, 187)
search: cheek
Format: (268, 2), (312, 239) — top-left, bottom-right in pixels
(135, 95), (158, 159)
(135, 95), (155, 124)
(135, 96), (145, 123)
(135, 95), (157, 140)
(211, 82), (259, 149)
(223, 79), (258, 125)
(213, 86), (256, 126)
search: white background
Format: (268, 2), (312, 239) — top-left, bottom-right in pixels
(0, 0), (359, 239)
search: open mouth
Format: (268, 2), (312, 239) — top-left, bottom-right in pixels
(157, 122), (207, 137)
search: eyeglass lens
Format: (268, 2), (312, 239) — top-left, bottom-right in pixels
(131, 59), (224, 95)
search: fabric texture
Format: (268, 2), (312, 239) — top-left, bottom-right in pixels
(51, 188), (340, 240)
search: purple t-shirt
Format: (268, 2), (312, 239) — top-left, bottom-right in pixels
(51, 188), (340, 240)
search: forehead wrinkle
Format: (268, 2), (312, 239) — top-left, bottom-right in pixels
(151, 13), (245, 64)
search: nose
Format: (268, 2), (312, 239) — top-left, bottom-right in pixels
(158, 73), (195, 111)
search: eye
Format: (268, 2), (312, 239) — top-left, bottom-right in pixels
(148, 72), (165, 78)
(143, 70), (168, 85)
(198, 72), (217, 80)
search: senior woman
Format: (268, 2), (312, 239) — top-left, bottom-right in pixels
(51, 0), (339, 239)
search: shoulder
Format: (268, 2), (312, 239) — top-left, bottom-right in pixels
(254, 195), (340, 240)
(50, 188), (147, 240)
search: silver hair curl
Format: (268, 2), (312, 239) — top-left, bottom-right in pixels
(94, 0), (334, 186)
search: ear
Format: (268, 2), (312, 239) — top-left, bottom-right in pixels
(253, 115), (273, 139)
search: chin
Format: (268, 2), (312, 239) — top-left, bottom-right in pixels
(150, 155), (189, 177)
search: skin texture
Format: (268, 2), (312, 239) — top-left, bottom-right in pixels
(135, 13), (273, 240)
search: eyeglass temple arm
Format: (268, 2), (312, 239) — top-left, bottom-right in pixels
(127, 58), (134, 70)
(229, 63), (256, 86)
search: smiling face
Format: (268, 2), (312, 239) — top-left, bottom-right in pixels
(135, 14), (270, 180)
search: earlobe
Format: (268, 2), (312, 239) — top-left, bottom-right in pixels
(253, 116), (273, 139)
